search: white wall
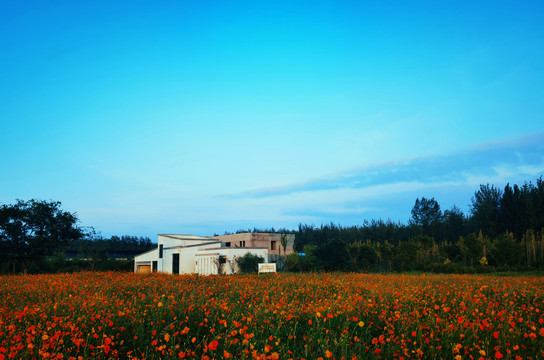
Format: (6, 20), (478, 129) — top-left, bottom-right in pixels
(134, 249), (159, 272)
(196, 247), (269, 275)
(195, 254), (220, 275)
(134, 235), (269, 275)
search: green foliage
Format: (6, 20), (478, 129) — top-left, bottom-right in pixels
(284, 253), (301, 272)
(236, 252), (264, 273)
(347, 240), (377, 270)
(488, 232), (523, 267)
(470, 184), (502, 238)
(300, 244), (318, 271)
(411, 197), (442, 237)
(280, 233), (290, 256)
(316, 238), (349, 271)
(458, 233), (483, 266)
(0, 199), (83, 273)
(395, 241), (421, 271)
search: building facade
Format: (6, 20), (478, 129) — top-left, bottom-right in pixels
(134, 233), (294, 275)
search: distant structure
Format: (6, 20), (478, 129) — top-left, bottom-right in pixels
(134, 233), (295, 275)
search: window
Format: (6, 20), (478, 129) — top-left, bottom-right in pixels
(271, 241), (276, 250)
(152, 261), (158, 272)
(172, 253), (179, 274)
(225, 242), (231, 247)
(159, 244), (163, 258)
(240, 241), (246, 247)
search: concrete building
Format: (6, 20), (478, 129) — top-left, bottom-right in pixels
(134, 233), (294, 275)
(212, 232), (295, 263)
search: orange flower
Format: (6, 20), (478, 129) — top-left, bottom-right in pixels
(326, 350), (333, 358)
(208, 340), (219, 351)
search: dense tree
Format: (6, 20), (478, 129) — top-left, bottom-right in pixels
(236, 253), (264, 273)
(410, 197), (442, 238)
(534, 177), (544, 231)
(443, 206), (467, 243)
(316, 238), (349, 271)
(395, 240), (420, 271)
(470, 184), (502, 238)
(347, 240), (377, 271)
(488, 232), (522, 267)
(0, 200), (83, 273)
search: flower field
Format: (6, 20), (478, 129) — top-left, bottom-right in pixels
(1, 272), (543, 360)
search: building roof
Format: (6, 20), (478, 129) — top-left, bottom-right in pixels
(159, 234), (218, 241)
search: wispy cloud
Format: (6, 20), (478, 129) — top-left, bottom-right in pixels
(232, 131), (544, 199)
(77, 132), (544, 236)
(213, 132), (544, 228)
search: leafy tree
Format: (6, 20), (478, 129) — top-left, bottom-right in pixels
(316, 238), (349, 271)
(488, 232), (522, 267)
(300, 244), (318, 271)
(470, 184), (502, 238)
(280, 233), (290, 256)
(522, 229), (537, 267)
(380, 240), (395, 271)
(534, 177), (544, 231)
(395, 240), (420, 271)
(443, 206), (466, 243)
(440, 242), (462, 263)
(410, 197), (442, 238)
(347, 240), (377, 271)
(284, 253), (301, 272)
(458, 233), (483, 266)
(0, 199), (83, 273)
(236, 253), (264, 273)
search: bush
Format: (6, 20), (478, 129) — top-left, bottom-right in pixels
(284, 253), (300, 272)
(236, 253), (264, 273)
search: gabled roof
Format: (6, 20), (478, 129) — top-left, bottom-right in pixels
(134, 248), (158, 257)
(164, 241), (221, 250)
(159, 234), (218, 241)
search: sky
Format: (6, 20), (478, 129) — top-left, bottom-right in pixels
(1, 0), (543, 239)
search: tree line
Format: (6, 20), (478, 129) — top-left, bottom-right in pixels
(0, 199), (154, 274)
(279, 176), (544, 272)
(2, 176), (543, 274)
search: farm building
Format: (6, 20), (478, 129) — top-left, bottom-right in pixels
(134, 233), (295, 275)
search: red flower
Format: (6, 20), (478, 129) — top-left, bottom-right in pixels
(495, 351), (504, 359)
(208, 340), (219, 351)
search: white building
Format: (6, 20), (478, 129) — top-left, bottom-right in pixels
(134, 234), (286, 275)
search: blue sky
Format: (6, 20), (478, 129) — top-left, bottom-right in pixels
(1, 1), (543, 239)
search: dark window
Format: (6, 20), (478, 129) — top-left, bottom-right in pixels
(219, 255), (227, 264)
(241, 241), (246, 247)
(271, 241), (276, 250)
(159, 244), (163, 258)
(172, 253), (180, 274)
(152, 261), (158, 272)
(225, 242), (231, 247)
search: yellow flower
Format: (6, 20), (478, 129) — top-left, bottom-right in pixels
(358, 321), (365, 327)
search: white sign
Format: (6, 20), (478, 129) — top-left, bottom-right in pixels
(258, 263), (276, 273)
